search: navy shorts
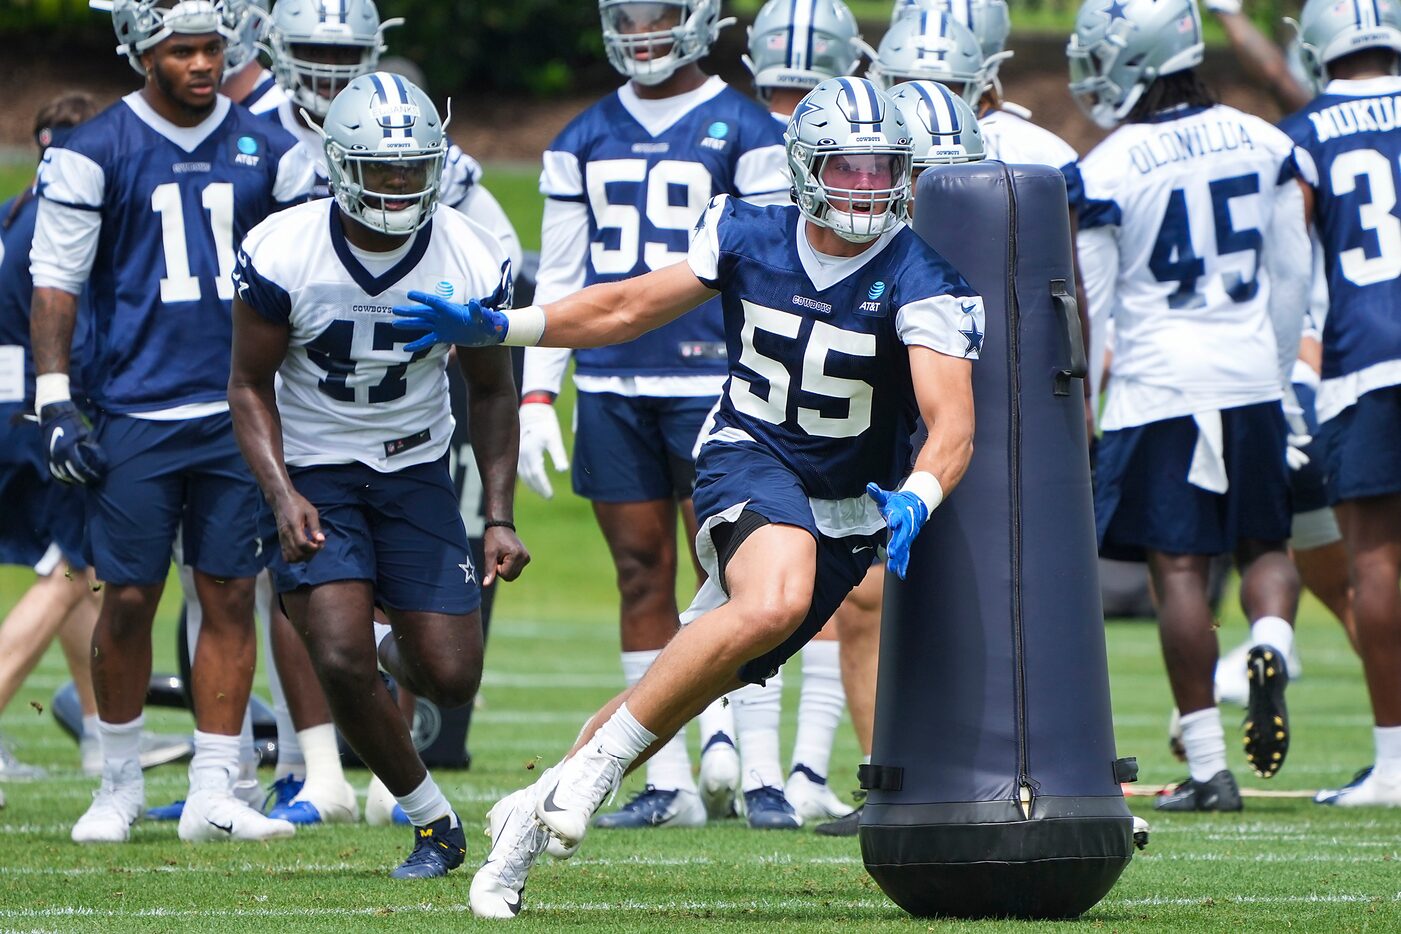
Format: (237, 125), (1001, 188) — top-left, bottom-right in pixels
(1095, 402), (1292, 561)
(1319, 384), (1401, 504)
(691, 441), (881, 684)
(1290, 381), (1331, 514)
(0, 409), (86, 570)
(269, 455), (480, 616)
(86, 412), (271, 586)
(572, 392), (717, 502)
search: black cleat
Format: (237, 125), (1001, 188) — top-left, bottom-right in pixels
(814, 804), (862, 836)
(1243, 644), (1290, 779)
(390, 813), (467, 879)
(1154, 770), (1243, 812)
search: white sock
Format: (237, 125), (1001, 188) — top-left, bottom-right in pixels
(394, 772), (453, 827)
(98, 715), (143, 775)
(190, 730), (241, 793)
(1250, 616), (1295, 663)
(273, 710), (305, 782)
(733, 676), (784, 792)
(593, 702), (658, 764)
(82, 714), (100, 740)
(791, 641), (845, 781)
(698, 694), (736, 747)
(1373, 726), (1401, 781)
(238, 708), (258, 782)
(297, 723), (346, 793)
(373, 621), (394, 655)
(621, 650), (695, 792)
(1179, 707), (1228, 783)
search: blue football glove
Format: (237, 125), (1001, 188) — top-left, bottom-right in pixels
(38, 400), (106, 485)
(866, 482), (930, 580)
(390, 290), (509, 352)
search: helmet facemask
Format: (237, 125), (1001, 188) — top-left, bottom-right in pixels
(274, 38), (380, 118)
(103, 0), (238, 76)
(599, 0), (728, 86)
(790, 144), (911, 243)
(326, 143), (445, 236)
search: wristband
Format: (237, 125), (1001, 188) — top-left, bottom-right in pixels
(899, 470), (944, 514)
(484, 519), (516, 532)
(35, 373), (71, 414)
(521, 391), (556, 406)
(502, 305), (546, 347)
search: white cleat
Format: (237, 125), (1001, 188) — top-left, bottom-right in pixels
(534, 744), (624, 850)
(364, 774), (399, 827)
(698, 732), (740, 820)
(487, 770), (577, 860)
(785, 767), (856, 821)
(178, 789), (297, 842)
(1316, 768), (1401, 807)
(471, 782), (554, 919)
(71, 765), (144, 844)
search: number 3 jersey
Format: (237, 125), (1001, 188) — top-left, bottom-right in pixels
(540, 76), (787, 379)
(1077, 103), (1308, 431)
(1280, 76), (1401, 424)
(687, 196), (984, 500)
(234, 198), (512, 471)
(30, 93), (315, 414)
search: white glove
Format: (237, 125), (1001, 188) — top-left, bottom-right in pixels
(518, 402), (569, 499)
(1204, 0), (1241, 14)
(1282, 384), (1311, 472)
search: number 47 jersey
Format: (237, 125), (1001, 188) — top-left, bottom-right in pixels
(1281, 76), (1401, 424)
(31, 93), (314, 414)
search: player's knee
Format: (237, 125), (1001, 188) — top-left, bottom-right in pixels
(101, 584), (161, 637)
(414, 653), (482, 710)
(736, 580), (813, 649)
(614, 547), (677, 604)
(314, 642), (378, 695)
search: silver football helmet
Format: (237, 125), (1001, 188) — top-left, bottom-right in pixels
(785, 77), (913, 242)
(890, 0), (936, 23)
(1067, 0), (1205, 129)
(599, 0), (734, 86)
(317, 72), (449, 236)
(942, 0), (1013, 81)
(867, 11), (990, 109)
(99, 0), (237, 75)
(1288, 0), (1401, 94)
(744, 0), (870, 95)
(888, 80), (985, 169)
(222, 0), (268, 71)
(265, 0), (403, 119)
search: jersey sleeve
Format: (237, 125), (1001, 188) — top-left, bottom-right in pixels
(440, 145), (484, 212)
(894, 250), (985, 359)
(30, 147), (105, 294)
(686, 194), (734, 289)
(540, 147), (586, 203)
(1077, 149), (1123, 231)
(272, 140), (318, 208)
(233, 220), (293, 324)
(734, 109), (789, 203)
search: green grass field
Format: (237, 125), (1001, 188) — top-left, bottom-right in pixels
(2, 162), (1401, 931)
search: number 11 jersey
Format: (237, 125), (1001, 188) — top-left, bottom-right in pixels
(31, 93), (314, 414)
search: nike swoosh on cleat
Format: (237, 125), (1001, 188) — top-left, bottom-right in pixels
(506, 892), (522, 915)
(541, 785), (566, 814)
(208, 819), (234, 834)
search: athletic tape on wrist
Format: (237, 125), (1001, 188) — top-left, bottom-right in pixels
(502, 305), (546, 346)
(34, 373), (71, 413)
(899, 470), (944, 514)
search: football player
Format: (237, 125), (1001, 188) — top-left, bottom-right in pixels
(517, 0), (790, 832)
(392, 75), (982, 918)
(30, 0), (316, 843)
(229, 72), (528, 876)
(1069, 0), (1311, 810)
(738, 0), (872, 829)
(1281, 0), (1401, 807)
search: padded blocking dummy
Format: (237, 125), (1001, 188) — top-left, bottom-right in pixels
(859, 162), (1136, 919)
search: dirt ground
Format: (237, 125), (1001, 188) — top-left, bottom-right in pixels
(0, 33), (1288, 164)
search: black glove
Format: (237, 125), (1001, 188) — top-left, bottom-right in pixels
(38, 400), (106, 485)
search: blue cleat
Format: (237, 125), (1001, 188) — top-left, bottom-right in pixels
(593, 785), (706, 829)
(145, 799), (185, 821)
(390, 813), (467, 879)
(391, 804), (410, 825)
(263, 775), (304, 814)
(744, 786), (803, 830)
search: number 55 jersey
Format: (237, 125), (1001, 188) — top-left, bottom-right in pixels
(1280, 76), (1401, 425)
(1077, 103), (1307, 432)
(31, 93), (314, 414)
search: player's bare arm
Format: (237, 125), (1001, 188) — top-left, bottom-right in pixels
(908, 345), (975, 497)
(29, 286), (77, 376)
(227, 296), (325, 563)
(456, 345), (530, 585)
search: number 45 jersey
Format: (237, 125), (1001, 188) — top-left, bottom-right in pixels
(31, 93), (314, 414)
(1078, 103), (1303, 431)
(1280, 76), (1401, 424)
(234, 198), (512, 472)
(688, 196), (984, 501)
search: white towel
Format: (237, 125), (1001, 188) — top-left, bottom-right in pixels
(1187, 411), (1228, 494)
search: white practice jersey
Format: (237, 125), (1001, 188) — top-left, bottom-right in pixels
(233, 199), (512, 471)
(1077, 103), (1311, 431)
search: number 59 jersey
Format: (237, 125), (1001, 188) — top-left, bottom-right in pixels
(234, 199), (512, 472)
(688, 196), (983, 501)
(1078, 103), (1301, 430)
(1281, 76), (1401, 423)
(31, 93), (314, 414)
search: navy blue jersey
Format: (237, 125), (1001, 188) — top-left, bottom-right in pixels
(0, 191), (92, 403)
(1281, 76), (1401, 420)
(687, 196), (983, 499)
(32, 94), (314, 414)
(541, 77), (787, 378)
